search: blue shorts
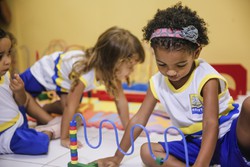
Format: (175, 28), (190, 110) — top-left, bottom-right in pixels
(10, 107), (49, 155)
(20, 68), (68, 97)
(19, 68), (46, 97)
(159, 118), (250, 166)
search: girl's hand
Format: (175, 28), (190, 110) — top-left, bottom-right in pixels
(61, 137), (83, 149)
(9, 73), (27, 105)
(9, 73), (25, 94)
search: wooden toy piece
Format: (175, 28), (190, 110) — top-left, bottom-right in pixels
(69, 121), (79, 165)
(68, 120), (98, 167)
(68, 162), (98, 167)
(37, 91), (56, 101)
(155, 157), (164, 165)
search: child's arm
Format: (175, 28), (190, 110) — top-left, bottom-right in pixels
(60, 81), (85, 148)
(193, 78), (220, 167)
(25, 93), (53, 125)
(9, 73), (27, 106)
(96, 87), (157, 166)
(114, 81), (129, 128)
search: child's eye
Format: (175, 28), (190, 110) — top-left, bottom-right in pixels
(157, 63), (166, 67)
(177, 63), (187, 68)
(157, 62), (166, 67)
(8, 49), (12, 56)
(0, 53), (3, 59)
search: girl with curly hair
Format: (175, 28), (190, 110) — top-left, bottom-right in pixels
(95, 3), (250, 167)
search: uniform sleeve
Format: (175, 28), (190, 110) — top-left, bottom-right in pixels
(149, 76), (159, 100)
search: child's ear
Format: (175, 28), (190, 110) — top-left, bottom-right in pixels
(194, 47), (202, 59)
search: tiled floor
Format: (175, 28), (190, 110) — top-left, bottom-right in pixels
(0, 92), (249, 167)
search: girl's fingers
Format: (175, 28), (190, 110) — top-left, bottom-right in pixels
(10, 74), (24, 86)
(14, 74), (22, 82)
(13, 74), (23, 83)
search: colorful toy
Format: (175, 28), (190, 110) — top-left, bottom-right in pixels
(37, 91), (57, 101)
(68, 113), (189, 167)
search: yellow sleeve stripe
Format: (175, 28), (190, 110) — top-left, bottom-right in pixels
(198, 74), (228, 101)
(79, 76), (87, 88)
(149, 79), (158, 100)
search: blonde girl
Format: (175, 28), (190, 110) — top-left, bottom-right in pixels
(20, 26), (145, 148)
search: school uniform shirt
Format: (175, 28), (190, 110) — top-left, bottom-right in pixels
(149, 58), (239, 138)
(30, 50), (99, 93)
(0, 72), (24, 153)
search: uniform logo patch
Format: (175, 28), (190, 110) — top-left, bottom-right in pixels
(190, 94), (203, 114)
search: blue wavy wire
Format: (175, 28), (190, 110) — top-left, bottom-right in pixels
(72, 113), (189, 166)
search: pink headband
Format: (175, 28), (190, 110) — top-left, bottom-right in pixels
(150, 25), (199, 45)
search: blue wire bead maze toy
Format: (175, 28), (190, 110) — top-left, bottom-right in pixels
(68, 113), (189, 167)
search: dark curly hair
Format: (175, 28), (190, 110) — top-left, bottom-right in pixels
(142, 2), (209, 53)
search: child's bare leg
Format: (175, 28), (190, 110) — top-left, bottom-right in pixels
(25, 92), (54, 124)
(140, 142), (186, 167)
(59, 94), (67, 111)
(43, 100), (63, 114)
(237, 96), (250, 160)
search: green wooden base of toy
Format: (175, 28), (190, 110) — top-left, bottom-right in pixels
(37, 93), (50, 100)
(68, 162), (98, 167)
(155, 157), (164, 165)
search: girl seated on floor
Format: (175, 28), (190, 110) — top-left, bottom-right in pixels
(0, 28), (61, 155)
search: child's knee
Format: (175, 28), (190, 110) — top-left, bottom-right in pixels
(140, 143), (150, 161)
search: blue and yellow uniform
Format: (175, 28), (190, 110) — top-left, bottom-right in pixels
(0, 72), (49, 155)
(20, 50), (100, 97)
(150, 59), (248, 166)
